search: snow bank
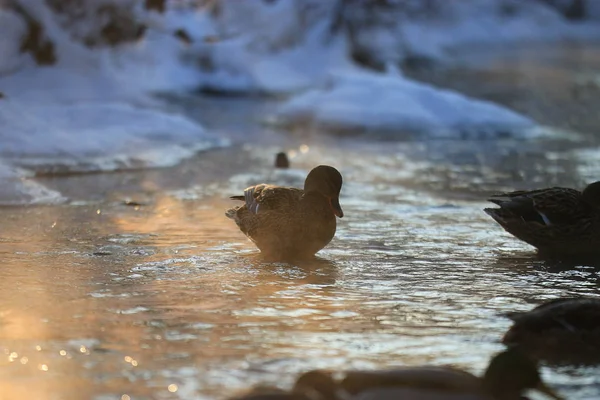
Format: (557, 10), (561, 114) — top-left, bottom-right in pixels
(0, 99), (227, 172)
(0, 96), (227, 204)
(186, 0), (600, 95)
(0, 9), (28, 76)
(397, 0), (600, 62)
(186, 2), (352, 94)
(1, 0), (598, 203)
(0, 161), (65, 205)
(267, 72), (535, 139)
(0, 1), (225, 204)
(181, 0), (596, 139)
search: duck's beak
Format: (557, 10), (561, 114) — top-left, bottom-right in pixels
(535, 382), (563, 400)
(329, 197), (343, 218)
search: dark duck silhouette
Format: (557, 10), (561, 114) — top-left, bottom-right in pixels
(503, 297), (600, 365)
(226, 165), (343, 260)
(338, 348), (562, 400)
(484, 181), (600, 258)
(227, 370), (338, 400)
(226, 350), (561, 400)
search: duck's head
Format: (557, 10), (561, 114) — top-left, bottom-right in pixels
(483, 347), (562, 400)
(304, 165), (343, 218)
(293, 370), (339, 400)
(582, 181), (600, 207)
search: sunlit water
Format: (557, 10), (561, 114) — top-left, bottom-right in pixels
(2, 45), (600, 400)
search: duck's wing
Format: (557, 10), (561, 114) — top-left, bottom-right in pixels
(486, 187), (584, 226)
(341, 367), (482, 395)
(230, 184), (303, 214)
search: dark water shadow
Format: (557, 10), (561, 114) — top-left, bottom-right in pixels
(535, 254), (600, 271)
(491, 254), (600, 273)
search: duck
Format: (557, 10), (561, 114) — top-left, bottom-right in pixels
(502, 297), (600, 364)
(338, 348), (562, 400)
(483, 181), (600, 257)
(226, 165), (343, 260)
(228, 370), (339, 400)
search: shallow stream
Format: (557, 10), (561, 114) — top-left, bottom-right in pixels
(2, 44), (600, 399)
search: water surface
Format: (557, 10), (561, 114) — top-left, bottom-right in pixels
(2, 44), (600, 400)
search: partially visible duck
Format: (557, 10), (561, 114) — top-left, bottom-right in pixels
(484, 181), (600, 257)
(503, 297), (600, 364)
(228, 370), (339, 400)
(226, 165), (343, 260)
(339, 348), (562, 400)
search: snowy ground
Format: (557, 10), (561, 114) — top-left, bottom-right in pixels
(1, 0), (600, 204)
(266, 71), (536, 138)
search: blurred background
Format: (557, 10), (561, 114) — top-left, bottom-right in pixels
(1, 1), (600, 399)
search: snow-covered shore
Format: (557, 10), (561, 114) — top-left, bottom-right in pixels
(1, 0), (599, 203)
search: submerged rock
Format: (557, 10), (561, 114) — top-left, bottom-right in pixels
(275, 152), (290, 169)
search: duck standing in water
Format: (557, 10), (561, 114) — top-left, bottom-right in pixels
(503, 297), (600, 364)
(483, 181), (600, 258)
(339, 348), (562, 400)
(226, 165), (343, 260)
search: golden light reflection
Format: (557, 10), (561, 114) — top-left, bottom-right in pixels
(124, 355), (139, 366)
(121, 395), (131, 400)
(1, 206), (156, 400)
(0, 182), (346, 400)
(299, 144), (310, 153)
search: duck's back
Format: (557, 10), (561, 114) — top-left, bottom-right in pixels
(353, 387), (487, 400)
(342, 367), (486, 400)
(509, 298), (600, 323)
(484, 187), (600, 254)
(503, 298), (600, 363)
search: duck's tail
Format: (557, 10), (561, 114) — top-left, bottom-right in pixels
(225, 207), (240, 220)
(484, 207), (513, 225)
(226, 196), (245, 220)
